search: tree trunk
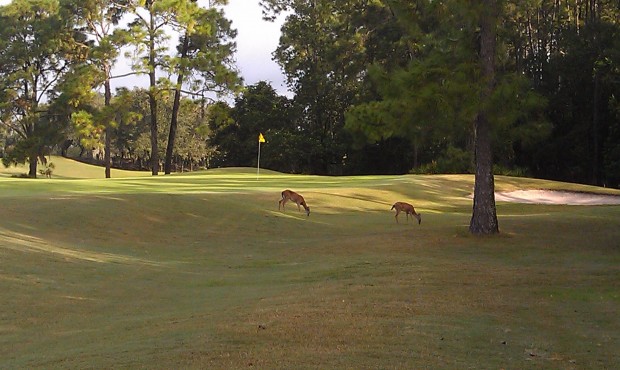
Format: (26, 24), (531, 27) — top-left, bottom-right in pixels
(28, 155), (37, 178)
(149, 86), (158, 176)
(591, 71), (601, 185)
(148, 10), (158, 176)
(164, 34), (190, 175)
(470, 0), (499, 235)
(104, 76), (112, 179)
(470, 113), (499, 234)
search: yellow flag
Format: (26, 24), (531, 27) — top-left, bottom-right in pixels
(258, 133), (265, 143)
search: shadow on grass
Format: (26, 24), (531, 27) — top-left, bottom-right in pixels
(0, 227), (165, 266)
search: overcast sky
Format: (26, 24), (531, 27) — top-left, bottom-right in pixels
(222, 0), (289, 96)
(0, 0), (290, 97)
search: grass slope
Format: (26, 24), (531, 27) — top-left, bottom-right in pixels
(0, 156), (150, 179)
(0, 164), (619, 368)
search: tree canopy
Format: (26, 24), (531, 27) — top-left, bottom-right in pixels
(0, 0), (618, 193)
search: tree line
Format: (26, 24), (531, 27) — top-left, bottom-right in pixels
(254, 0), (620, 188)
(0, 0), (240, 178)
(1, 0), (619, 190)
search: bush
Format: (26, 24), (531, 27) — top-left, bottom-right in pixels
(412, 146), (472, 174)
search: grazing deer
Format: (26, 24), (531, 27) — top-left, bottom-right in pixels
(279, 189), (310, 216)
(391, 202), (421, 224)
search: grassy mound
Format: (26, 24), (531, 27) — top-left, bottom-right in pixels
(0, 170), (619, 368)
(0, 156), (150, 179)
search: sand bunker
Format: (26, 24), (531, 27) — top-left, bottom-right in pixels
(495, 190), (620, 205)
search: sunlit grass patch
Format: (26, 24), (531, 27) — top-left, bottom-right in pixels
(0, 156), (150, 179)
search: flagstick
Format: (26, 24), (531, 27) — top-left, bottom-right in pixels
(257, 140), (261, 180)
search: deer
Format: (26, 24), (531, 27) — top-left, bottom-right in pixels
(279, 189), (310, 216)
(391, 202), (421, 224)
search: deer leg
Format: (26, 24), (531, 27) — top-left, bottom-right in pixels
(394, 210), (400, 223)
(279, 198), (287, 211)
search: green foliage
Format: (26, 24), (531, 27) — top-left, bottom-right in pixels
(347, 57), (475, 147)
(412, 145), (472, 174)
(503, 1), (620, 186)
(209, 82), (302, 171)
(0, 0), (86, 176)
(71, 110), (101, 149)
(58, 64), (104, 108)
(169, 99), (214, 171)
(263, 0), (403, 174)
(121, 0), (240, 174)
(492, 164), (528, 177)
(99, 87), (211, 171)
(604, 96), (620, 187)
(259, 129), (308, 173)
(1, 0), (618, 185)
(182, 4), (242, 96)
(347, 0), (549, 177)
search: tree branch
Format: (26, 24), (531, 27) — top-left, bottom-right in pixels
(110, 71), (140, 80)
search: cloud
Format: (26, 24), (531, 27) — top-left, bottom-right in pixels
(223, 0), (290, 96)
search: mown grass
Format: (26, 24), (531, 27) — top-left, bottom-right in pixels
(0, 159), (619, 369)
(0, 156), (151, 179)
